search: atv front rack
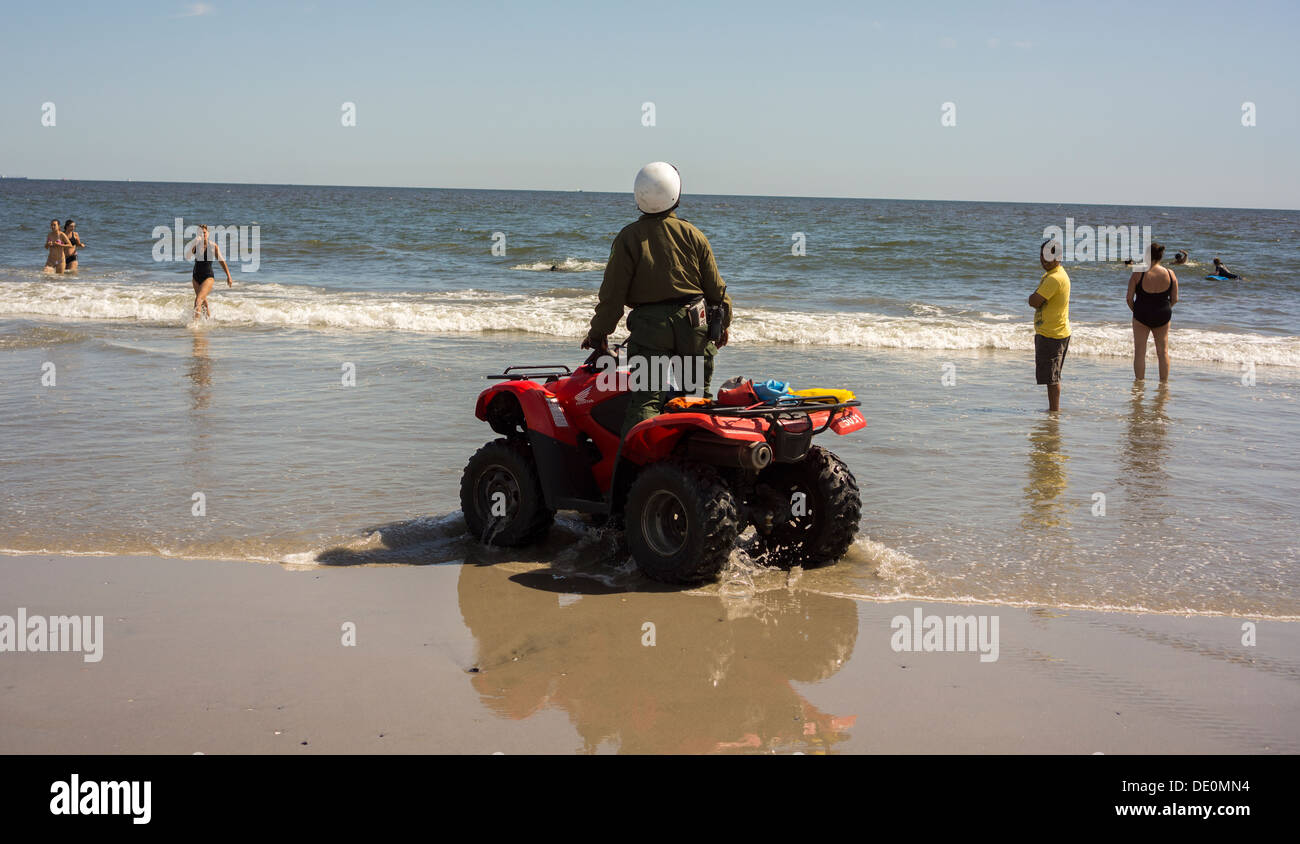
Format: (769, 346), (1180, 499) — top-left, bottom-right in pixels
(485, 364), (573, 382)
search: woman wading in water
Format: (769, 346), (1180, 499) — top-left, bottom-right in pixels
(43, 220), (71, 274)
(187, 225), (233, 320)
(63, 220), (87, 272)
(1127, 241), (1179, 381)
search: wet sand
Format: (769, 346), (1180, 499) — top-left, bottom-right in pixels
(3, 326), (1296, 618)
(2, 553), (1295, 754)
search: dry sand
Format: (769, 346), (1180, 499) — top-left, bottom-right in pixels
(1, 553), (1296, 754)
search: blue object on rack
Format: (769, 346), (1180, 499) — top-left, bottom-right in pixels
(753, 379), (797, 404)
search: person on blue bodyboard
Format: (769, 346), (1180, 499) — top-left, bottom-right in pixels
(1209, 257), (1240, 280)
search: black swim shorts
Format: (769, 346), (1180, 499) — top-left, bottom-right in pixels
(1035, 334), (1070, 385)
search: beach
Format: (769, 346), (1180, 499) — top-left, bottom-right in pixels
(2, 552), (1295, 754)
(2, 181), (1298, 754)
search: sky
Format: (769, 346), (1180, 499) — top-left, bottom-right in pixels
(1, 0), (1297, 208)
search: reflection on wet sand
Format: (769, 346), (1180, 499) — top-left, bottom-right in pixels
(187, 330), (212, 412)
(457, 562), (859, 753)
(315, 515), (860, 751)
(1118, 382), (1172, 523)
(1022, 415), (1070, 534)
(185, 331), (215, 480)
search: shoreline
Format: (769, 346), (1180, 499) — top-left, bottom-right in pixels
(3, 548), (1295, 623)
(2, 553), (1296, 754)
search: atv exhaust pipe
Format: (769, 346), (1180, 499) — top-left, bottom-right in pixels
(686, 438), (773, 471)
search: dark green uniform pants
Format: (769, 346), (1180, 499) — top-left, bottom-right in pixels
(622, 302), (716, 436)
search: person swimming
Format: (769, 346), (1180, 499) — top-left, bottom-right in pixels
(1212, 257), (1240, 279)
(63, 219), (86, 272)
(43, 219), (71, 274)
(1128, 249), (1188, 266)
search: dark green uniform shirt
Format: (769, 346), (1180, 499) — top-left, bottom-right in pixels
(589, 211), (732, 339)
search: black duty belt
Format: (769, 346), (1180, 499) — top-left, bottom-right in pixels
(632, 294), (704, 310)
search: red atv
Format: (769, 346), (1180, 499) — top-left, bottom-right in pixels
(460, 348), (867, 584)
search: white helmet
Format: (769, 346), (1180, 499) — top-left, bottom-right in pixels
(633, 162), (681, 214)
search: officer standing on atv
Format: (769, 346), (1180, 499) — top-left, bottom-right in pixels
(581, 162), (732, 436)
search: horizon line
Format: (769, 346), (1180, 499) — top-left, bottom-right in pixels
(1, 176), (1296, 214)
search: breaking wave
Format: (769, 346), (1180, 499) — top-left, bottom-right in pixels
(2, 279), (1297, 367)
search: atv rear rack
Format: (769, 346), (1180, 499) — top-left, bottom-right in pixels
(668, 399), (862, 435)
(670, 399), (860, 416)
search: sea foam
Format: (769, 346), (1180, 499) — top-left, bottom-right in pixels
(2, 280), (1297, 367)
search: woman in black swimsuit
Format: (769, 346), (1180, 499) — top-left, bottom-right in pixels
(187, 224), (233, 320)
(63, 220), (86, 272)
(1127, 241), (1179, 381)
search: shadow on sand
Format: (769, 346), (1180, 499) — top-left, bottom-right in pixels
(314, 511), (682, 593)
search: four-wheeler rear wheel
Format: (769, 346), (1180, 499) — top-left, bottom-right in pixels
(756, 445), (860, 568)
(460, 438), (554, 546)
(625, 459), (740, 584)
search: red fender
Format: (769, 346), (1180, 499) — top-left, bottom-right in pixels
(621, 412), (767, 465)
(475, 381), (578, 445)
(808, 406), (867, 435)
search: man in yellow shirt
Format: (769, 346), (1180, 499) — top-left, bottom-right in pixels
(1027, 239), (1071, 412)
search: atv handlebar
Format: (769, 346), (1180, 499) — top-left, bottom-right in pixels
(580, 342), (625, 370)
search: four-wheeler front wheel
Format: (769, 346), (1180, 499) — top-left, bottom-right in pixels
(460, 438), (554, 546)
(625, 459), (740, 584)
(756, 445), (861, 568)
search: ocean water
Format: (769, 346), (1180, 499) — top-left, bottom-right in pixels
(1, 180), (1297, 618)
